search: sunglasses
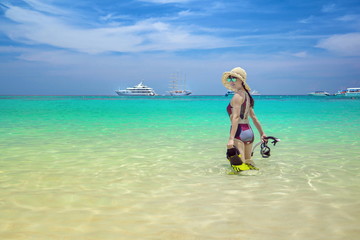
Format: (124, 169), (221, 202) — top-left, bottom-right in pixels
(227, 77), (237, 82)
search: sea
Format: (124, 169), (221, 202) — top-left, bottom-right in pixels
(0, 95), (359, 240)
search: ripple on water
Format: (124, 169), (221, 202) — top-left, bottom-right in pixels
(1, 96), (360, 239)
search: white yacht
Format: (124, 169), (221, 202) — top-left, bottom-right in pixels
(115, 82), (157, 96)
(168, 72), (192, 96)
(308, 91), (330, 96)
(335, 88), (360, 97)
(169, 90), (192, 96)
(345, 88), (360, 97)
(335, 89), (347, 96)
(251, 90), (261, 95)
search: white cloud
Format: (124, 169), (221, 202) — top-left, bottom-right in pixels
(178, 10), (193, 17)
(321, 3), (337, 13)
(0, 46), (31, 53)
(4, 48), (359, 95)
(138, 0), (190, 3)
(337, 14), (360, 22)
(1, 3), (238, 54)
(292, 51), (307, 58)
(316, 33), (360, 56)
(22, 0), (70, 15)
(299, 15), (314, 24)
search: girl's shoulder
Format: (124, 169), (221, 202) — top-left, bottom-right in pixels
(230, 93), (245, 107)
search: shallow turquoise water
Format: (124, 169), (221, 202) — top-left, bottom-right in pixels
(0, 95), (359, 239)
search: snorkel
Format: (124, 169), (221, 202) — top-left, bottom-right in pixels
(251, 136), (280, 158)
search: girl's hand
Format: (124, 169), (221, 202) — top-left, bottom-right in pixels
(227, 139), (234, 148)
(261, 134), (268, 143)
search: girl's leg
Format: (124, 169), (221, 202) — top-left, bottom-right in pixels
(234, 139), (245, 163)
(244, 143), (255, 166)
(231, 140), (257, 171)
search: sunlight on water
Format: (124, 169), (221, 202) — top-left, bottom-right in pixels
(1, 96), (360, 239)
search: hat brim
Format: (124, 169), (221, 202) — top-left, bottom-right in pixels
(221, 72), (251, 92)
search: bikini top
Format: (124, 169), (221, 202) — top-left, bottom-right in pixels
(226, 94), (250, 123)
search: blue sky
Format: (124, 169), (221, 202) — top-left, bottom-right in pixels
(0, 0), (359, 95)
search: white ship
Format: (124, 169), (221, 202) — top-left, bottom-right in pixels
(308, 91), (330, 96)
(251, 90), (261, 95)
(345, 88), (360, 97)
(168, 72), (192, 96)
(335, 88), (360, 97)
(115, 82), (157, 96)
(335, 89), (347, 96)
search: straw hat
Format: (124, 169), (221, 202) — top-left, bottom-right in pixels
(221, 67), (251, 91)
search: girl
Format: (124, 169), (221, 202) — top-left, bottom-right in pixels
(222, 67), (267, 171)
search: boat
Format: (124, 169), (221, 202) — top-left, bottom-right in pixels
(335, 89), (347, 96)
(345, 88), (360, 97)
(225, 90), (234, 96)
(169, 90), (192, 96)
(308, 91), (330, 96)
(168, 72), (192, 96)
(225, 90), (261, 96)
(251, 90), (261, 95)
(115, 82), (157, 96)
(335, 88), (360, 97)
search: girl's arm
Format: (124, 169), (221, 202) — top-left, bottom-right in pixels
(249, 108), (267, 142)
(227, 94), (243, 147)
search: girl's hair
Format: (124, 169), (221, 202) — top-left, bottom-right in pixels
(242, 82), (254, 107)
